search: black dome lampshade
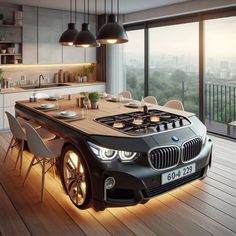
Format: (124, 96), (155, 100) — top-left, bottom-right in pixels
(74, 0), (100, 48)
(74, 23), (99, 48)
(97, 14), (128, 44)
(59, 23), (79, 46)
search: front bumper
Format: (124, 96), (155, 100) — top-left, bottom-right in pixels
(92, 138), (212, 210)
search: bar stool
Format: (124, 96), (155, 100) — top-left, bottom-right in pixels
(118, 91), (132, 99)
(143, 96), (158, 105)
(4, 112), (56, 175)
(164, 100), (184, 111)
(23, 122), (64, 202)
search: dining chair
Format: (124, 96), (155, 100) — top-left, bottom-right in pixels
(143, 96), (158, 105)
(118, 91), (132, 99)
(23, 122), (64, 202)
(164, 99), (184, 111)
(4, 112), (56, 175)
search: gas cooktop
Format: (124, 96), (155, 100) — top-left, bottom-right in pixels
(95, 109), (191, 136)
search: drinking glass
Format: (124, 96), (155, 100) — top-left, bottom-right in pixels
(83, 96), (90, 118)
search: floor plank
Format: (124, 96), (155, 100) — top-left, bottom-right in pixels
(0, 132), (236, 235)
(0, 184), (31, 236)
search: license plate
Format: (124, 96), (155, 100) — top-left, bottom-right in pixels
(161, 163), (196, 185)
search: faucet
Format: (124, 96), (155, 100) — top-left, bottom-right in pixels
(38, 74), (45, 88)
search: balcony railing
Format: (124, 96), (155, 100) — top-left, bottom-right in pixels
(205, 83), (236, 124)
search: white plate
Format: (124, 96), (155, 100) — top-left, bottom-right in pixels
(161, 163), (196, 185)
(124, 102), (140, 108)
(57, 111), (77, 118)
(40, 103), (56, 109)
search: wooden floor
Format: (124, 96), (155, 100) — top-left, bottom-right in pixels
(0, 132), (236, 236)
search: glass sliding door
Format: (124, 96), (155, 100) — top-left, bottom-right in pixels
(205, 16), (236, 138)
(149, 22), (199, 114)
(124, 29), (145, 100)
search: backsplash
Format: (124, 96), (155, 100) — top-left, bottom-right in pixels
(0, 64), (96, 87)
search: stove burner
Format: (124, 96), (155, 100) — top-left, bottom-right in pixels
(95, 109), (191, 135)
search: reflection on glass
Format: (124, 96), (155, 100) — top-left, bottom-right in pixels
(205, 16), (236, 138)
(149, 22), (199, 115)
(124, 29), (145, 100)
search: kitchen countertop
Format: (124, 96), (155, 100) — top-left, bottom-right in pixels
(15, 98), (194, 138)
(0, 82), (105, 94)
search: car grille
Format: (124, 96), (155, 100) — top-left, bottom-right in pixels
(142, 170), (203, 198)
(182, 138), (202, 162)
(149, 146), (179, 170)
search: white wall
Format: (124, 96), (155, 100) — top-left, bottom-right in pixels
(124, 0), (236, 23)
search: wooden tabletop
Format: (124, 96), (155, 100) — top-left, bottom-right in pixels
(16, 97), (194, 138)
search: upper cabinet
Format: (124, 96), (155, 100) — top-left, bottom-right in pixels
(38, 8), (63, 64)
(85, 15), (97, 63)
(22, 6), (97, 65)
(0, 5), (23, 64)
(62, 11), (84, 63)
(22, 5), (37, 64)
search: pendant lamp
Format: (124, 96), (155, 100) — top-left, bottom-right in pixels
(59, 0), (79, 46)
(74, 0), (99, 48)
(97, 0), (128, 44)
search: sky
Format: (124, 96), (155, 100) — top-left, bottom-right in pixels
(124, 16), (236, 61)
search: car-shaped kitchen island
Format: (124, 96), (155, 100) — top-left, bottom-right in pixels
(15, 97), (212, 210)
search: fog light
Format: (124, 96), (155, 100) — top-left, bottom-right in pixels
(105, 177), (115, 189)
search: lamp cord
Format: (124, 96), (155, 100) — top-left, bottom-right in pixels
(84, 0), (86, 23)
(117, 0), (119, 22)
(88, 0), (89, 24)
(75, 0), (77, 24)
(111, 0), (113, 14)
(70, 0), (72, 22)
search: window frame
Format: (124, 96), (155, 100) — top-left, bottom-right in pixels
(124, 6), (236, 124)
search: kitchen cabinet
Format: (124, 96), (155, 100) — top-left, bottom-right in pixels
(0, 83), (105, 130)
(38, 8), (63, 64)
(62, 11), (85, 63)
(22, 5), (37, 64)
(85, 15), (96, 63)
(0, 25), (22, 64)
(0, 94), (3, 129)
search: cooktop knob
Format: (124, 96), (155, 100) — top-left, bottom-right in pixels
(172, 120), (176, 128)
(164, 123), (168, 130)
(156, 125), (160, 132)
(179, 118), (183, 126)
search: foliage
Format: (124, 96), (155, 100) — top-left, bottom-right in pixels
(0, 69), (4, 82)
(88, 92), (99, 102)
(83, 63), (96, 76)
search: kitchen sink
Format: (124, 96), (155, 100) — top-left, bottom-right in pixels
(20, 83), (71, 90)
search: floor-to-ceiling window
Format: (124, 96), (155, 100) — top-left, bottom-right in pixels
(149, 22), (199, 114)
(123, 8), (236, 139)
(205, 16), (236, 137)
(124, 29), (145, 100)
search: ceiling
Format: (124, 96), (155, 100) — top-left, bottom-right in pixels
(1, 0), (190, 14)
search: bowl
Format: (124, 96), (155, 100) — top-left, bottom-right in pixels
(7, 47), (15, 54)
(1, 49), (6, 54)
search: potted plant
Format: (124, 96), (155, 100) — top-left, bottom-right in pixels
(0, 14), (4, 25)
(83, 63), (96, 82)
(88, 92), (99, 109)
(0, 69), (4, 90)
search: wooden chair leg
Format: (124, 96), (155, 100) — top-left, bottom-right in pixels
(41, 159), (46, 202)
(19, 140), (24, 176)
(15, 148), (21, 169)
(3, 137), (14, 162)
(23, 155), (36, 186)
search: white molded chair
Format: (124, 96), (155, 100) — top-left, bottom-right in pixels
(118, 91), (132, 99)
(164, 100), (184, 111)
(23, 123), (64, 202)
(4, 112), (56, 175)
(143, 96), (158, 105)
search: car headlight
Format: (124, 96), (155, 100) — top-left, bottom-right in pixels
(119, 151), (137, 161)
(87, 141), (137, 162)
(202, 128), (207, 146)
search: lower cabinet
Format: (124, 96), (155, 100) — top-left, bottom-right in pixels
(0, 83), (105, 130)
